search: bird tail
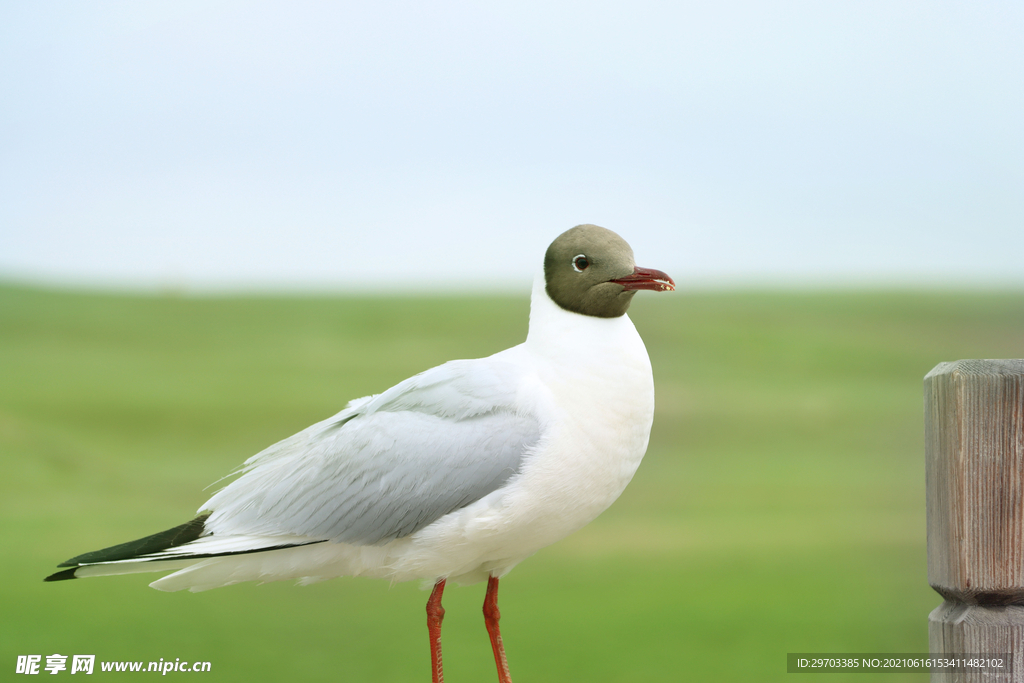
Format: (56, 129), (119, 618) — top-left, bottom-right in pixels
(45, 513), (325, 586)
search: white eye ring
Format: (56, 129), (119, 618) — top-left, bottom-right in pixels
(572, 254), (589, 272)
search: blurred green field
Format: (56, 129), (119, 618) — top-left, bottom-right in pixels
(2, 283), (1022, 682)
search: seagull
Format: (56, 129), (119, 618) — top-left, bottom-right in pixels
(46, 224), (674, 683)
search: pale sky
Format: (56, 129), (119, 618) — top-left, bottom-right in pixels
(2, 1), (1022, 291)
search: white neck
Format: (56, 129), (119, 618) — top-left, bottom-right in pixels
(524, 272), (646, 366)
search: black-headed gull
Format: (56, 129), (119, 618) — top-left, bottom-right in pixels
(46, 224), (674, 683)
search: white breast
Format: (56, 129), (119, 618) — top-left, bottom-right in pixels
(507, 276), (654, 537)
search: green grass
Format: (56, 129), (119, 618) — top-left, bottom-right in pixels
(2, 283), (1022, 681)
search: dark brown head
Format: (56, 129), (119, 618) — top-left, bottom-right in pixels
(544, 224), (674, 318)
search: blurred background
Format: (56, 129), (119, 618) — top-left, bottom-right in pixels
(2, 1), (1022, 681)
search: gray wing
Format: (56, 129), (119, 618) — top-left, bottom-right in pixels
(202, 357), (542, 545)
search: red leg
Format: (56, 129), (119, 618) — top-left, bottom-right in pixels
(483, 575), (513, 683)
(427, 579), (447, 683)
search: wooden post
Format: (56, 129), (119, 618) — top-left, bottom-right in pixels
(926, 359), (1024, 682)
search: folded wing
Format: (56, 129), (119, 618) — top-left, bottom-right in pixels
(203, 356), (542, 545)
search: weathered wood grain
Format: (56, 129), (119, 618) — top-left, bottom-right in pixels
(929, 602), (1024, 682)
(926, 360), (1024, 682)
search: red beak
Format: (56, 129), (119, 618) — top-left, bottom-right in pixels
(610, 266), (675, 292)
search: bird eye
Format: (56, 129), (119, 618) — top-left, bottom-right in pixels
(572, 255), (589, 272)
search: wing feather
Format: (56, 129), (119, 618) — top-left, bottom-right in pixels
(203, 356), (541, 545)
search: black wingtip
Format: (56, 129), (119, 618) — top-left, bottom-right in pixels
(54, 512), (211, 568)
(44, 567), (79, 582)
(46, 512), (331, 582)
